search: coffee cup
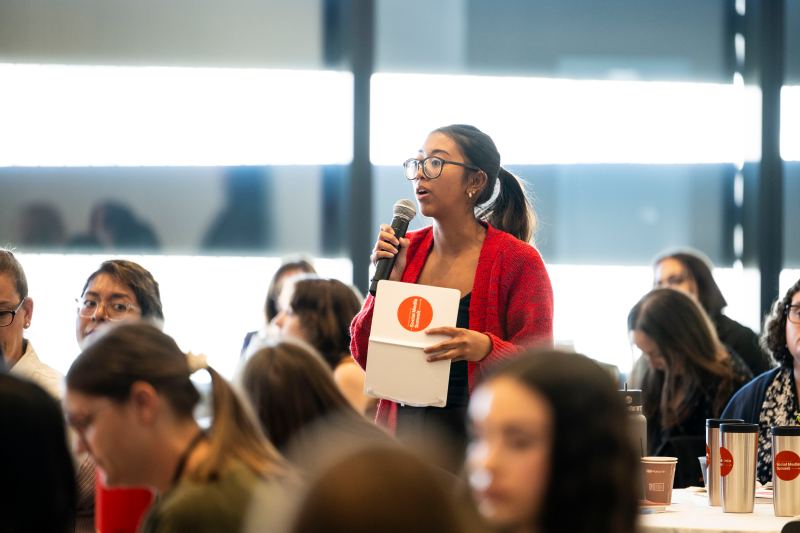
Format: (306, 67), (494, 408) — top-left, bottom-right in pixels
(641, 456), (678, 505)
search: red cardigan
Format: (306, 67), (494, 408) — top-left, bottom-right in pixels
(349, 224), (554, 431)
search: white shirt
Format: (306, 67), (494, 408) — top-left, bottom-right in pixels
(10, 340), (63, 399)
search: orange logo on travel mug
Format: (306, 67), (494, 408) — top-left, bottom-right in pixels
(397, 296), (433, 332)
(774, 450), (800, 482)
(719, 447), (734, 477)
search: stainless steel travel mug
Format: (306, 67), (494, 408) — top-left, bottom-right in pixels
(720, 423), (758, 513)
(706, 418), (743, 506)
(772, 426), (800, 517)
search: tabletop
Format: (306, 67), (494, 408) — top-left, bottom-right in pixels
(639, 488), (800, 533)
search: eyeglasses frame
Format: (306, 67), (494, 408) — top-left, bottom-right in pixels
(0, 297), (26, 328)
(75, 297), (140, 322)
(402, 156), (481, 180)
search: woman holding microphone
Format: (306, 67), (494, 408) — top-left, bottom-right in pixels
(350, 124), (553, 457)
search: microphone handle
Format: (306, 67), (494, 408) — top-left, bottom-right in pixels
(368, 216), (411, 296)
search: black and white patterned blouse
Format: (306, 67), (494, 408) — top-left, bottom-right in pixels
(757, 366), (800, 483)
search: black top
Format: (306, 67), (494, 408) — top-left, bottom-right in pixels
(396, 293), (471, 465)
(715, 314), (774, 376)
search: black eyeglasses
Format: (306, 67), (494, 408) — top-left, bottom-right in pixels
(786, 304), (800, 325)
(0, 298), (26, 328)
(403, 156), (480, 180)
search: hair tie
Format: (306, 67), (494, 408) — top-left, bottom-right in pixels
(186, 351), (209, 374)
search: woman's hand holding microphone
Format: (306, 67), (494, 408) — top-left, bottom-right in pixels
(372, 225), (491, 363)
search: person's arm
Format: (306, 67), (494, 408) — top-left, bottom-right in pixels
(349, 295), (375, 371)
(481, 249), (553, 367)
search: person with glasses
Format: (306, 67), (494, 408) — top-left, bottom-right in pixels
(722, 277), (800, 484)
(0, 249), (62, 399)
(350, 124), (553, 460)
(76, 259), (163, 347)
(73, 258), (164, 531)
(652, 249), (773, 376)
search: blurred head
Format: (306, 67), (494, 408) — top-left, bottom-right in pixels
(274, 278), (362, 369)
(291, 444), (467, 533)
(0, 250), (34, 367)
(628, 288), (734, 426)
(18, 203), (66, 247)
(76, 260), (162, 345)
(467, 350), (638, 533)
(264, 259), (316, 322)
(761, 277), (800, 368)
(0, 374), (76, 533)
(653, 250), (727, 317)
(628, 288), (724, 375)
(240, 340), (358, 452)
(64, 323), (200, 485)
(66, 323), (284, 488)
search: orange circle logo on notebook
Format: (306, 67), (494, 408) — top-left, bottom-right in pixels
(719, 447), (734, 477)
(397, 296), (433, 332)
(774, 450), (800, 481)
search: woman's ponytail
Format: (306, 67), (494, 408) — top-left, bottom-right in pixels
(194, 366), (287, 481)
(434, 124), (538, 243)
(479, 167), (536, 243)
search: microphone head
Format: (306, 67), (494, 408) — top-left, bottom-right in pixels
(393, 199), (417, 222)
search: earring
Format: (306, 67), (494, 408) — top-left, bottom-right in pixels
(24, 322), (30, 328)
(468, 190), (474, 199)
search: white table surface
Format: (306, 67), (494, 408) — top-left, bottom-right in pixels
(640, 488), (800, 533)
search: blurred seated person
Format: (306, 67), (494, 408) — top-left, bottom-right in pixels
(240, 258), (315, 357)
(1, 249), (62, 398)
(289, 443), (475, 533)
(69, 201), (159, 251)
(64, 323), (291, 533)
(17, 203), (67, 248)
(629, 288), (752, 487)
(466, 350), (638, 533)
(0, 373), (77, 533)
(653, 249), (772, 375)
(240, 340), (390, 466)
(274, 276), (375, 416)
(722, 277), (800, 484)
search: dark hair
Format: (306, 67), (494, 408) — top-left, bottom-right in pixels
(482, 350), (638, 533)
(434, 124), (536, 243)
(66, 323), (285, 481)
(0, 249), (28, 300)
(265, 259), (316, 321)
(291, 444), (467, 533)
(761, 277), (800, 367)
(240, 340), (381, 453)
(0, 374), (76, 532)
(628, 288), (736, 428)
(653, 250), (727, 317)
(288, 278), (363, 369)
(81, 260), (164, 321)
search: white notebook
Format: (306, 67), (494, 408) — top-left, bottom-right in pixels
(364, 280), (461, 407)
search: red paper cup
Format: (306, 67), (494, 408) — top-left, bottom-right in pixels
(95, 469), (155, 533)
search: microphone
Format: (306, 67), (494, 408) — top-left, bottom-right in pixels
(369, 199), (417, 296)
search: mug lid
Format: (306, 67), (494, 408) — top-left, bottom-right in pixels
(706, 418), (745, 428)
(720, 423), (758, 433)
(619, 389), (642, 407)
(771, 426), (800, 436)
